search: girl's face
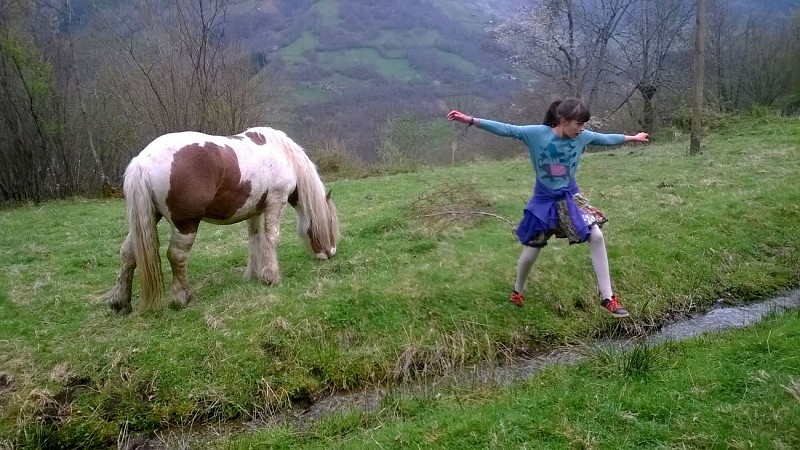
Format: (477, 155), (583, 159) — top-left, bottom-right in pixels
(561, 119), (585, 138)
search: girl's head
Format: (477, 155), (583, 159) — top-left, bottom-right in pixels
(543, 98), (590, 138)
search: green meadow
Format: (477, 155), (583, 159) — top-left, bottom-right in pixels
(1, 116), (799, 448)
(227, 310), (800, 449)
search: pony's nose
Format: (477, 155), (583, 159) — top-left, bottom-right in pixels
(314, 248), (335, 260)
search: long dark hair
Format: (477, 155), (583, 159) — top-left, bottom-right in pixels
(542, 98), (591, 127)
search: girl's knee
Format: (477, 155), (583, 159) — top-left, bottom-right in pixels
(590, 225), (604, 242)
(519, 245), (541, 264)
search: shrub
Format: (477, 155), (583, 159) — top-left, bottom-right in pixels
(671, 106), (736, 131)
(311, 135), (364, 180)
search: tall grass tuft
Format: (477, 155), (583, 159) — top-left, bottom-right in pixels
(590, 342), (667, 380)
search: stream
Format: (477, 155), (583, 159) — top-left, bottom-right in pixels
(139, 288), (800, 448)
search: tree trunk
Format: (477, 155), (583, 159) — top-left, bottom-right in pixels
(689, 0), (706, 155)
(640, 84), (657, 133)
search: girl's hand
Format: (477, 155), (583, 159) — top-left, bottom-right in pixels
(447, 110), (472, 125)
(625, 132), (649, 143)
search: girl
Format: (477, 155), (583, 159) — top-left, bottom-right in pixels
(447, 99), (648, 318)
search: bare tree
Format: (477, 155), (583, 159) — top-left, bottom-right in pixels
(788, 12), (800, 115)
(614, 0), (694, 132)
(738, 17), (798, 107)
(44, 0), (115, 190)
(0, 0), (294, 202)
(706, 1), (800, 111)
(706, 0), (740, 110)
(578, 0), (638, 106)
(97, 0), (292, 143)
(0, 0), (62, 202)
(0, 0), (123, 202)
(490, 0), (636, 107)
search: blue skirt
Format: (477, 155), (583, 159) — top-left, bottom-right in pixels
(516, 181), (607, 247)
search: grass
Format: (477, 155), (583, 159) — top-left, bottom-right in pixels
(229, 309), (800, 449)
(309, 0), (340, 27)
(282, 31), (319, 65)
(369, 29), (441, 50)
(317, 48), (420, 82)
(426, 47), (477, 75)
(1, 116), (799, 447)
(279, 13), (479, 89)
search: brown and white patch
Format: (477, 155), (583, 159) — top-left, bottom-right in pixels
(166, 142), (252, 234)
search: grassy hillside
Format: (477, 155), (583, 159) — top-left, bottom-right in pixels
(1, 115), (799, 447)
(63, 0), (519, 108)
(224, 0), (522, 158)
(245, 0), (513, 85)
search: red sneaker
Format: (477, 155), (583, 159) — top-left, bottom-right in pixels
(601, 294), (629, 318)
(509, 290), (524, 307)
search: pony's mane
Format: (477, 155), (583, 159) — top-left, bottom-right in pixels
(253, 128), (339, 244)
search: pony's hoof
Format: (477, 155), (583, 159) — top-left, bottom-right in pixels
(171, 290), (192, 309)
(108, 301), (132, 316)
(106, 290), (132, 315)
(259, 269), (280, 285)
(262, 275), (280, 286)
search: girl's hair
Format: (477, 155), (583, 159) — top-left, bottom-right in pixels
(542, 98), (591, 127)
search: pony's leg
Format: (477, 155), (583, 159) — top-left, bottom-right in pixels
(256, 199), (287, 285)
(245, 214), (268, 282)
(166, 227), (198, 308)
(107, 233), (135, 315)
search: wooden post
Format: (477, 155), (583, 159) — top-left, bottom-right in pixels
(689, 0), (706, 155)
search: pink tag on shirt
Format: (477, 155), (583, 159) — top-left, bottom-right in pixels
(548, 164), (567, 177)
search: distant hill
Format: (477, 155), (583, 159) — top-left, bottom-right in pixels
(223, 0), (524, 158)
(729, 0), (800, 16)
(46, 0), (523, 158)
(234, 0), (506, 88)
(222, 0), (800, 157)
(233, 0), (516, 97)
(64, 0), (800, 159)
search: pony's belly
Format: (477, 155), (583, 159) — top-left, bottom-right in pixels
(201, 210), (260, 225)
(197, 187), (273, 225)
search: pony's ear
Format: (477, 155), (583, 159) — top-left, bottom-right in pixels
(326, 190), (332, 201)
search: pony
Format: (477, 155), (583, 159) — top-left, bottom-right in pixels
(106, 127), (339, 315)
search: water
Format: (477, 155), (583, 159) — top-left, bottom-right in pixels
(648, 291), (800, 343)
(136, 288), (800, 448)
(286, 289), (800, 423)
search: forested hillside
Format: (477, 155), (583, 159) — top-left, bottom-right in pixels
(223, 0), (525, 159)
(1, 0), (798, 202)
(58, 0), (524, 160)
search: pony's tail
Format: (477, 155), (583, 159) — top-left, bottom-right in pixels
(123, 160), (163, 311)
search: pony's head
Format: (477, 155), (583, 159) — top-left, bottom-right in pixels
(296, 190), (339, 260)
(268, 127), (340, 260)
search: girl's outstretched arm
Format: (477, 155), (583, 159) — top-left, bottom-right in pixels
(448, 110), (536, 141)
(624, 132), (649, 143)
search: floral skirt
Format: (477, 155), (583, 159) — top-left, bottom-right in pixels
(519, 192), (607, 247)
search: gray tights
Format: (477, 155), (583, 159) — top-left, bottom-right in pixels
(513, 225), (613, 300)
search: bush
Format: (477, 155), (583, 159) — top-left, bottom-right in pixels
(671, 106), (737, 132)
(311, 135), (365, 180)
(777, 91), (800, 116)
(378, 113), (458, 167)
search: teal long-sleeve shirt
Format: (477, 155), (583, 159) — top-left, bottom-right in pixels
(477, 119), (624, 190)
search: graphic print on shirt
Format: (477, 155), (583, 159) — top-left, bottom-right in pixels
(537, 140), (579, 181)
